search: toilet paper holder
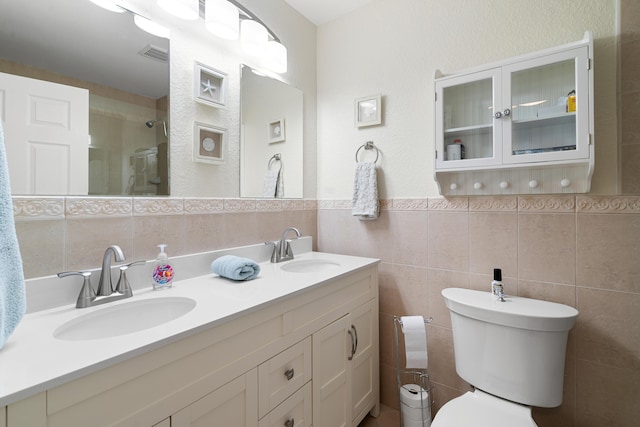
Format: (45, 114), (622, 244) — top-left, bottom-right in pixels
(394, 315), (434, 427)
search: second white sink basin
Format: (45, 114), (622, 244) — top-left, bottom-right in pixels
(280, 259), (340, 273)
(54, 297), (196, 341)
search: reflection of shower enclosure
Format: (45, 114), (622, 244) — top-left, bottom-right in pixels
(88, 95), (169, 196)
(131, 147), (158, 195)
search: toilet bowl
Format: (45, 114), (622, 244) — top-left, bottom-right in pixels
(432, 288), (578, 427)
(431, 390), (537, 427)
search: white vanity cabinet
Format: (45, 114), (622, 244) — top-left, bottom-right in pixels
(434, 32), (594, 195)
(4, 261), (379, 427)
(312, 298), (379, 427)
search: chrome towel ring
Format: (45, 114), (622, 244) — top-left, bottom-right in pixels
(268, 153), (282, 171)
(355, 141), (380, 163)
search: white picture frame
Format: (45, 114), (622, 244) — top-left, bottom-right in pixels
(355, 94), (382, 127)
(194, 62), (227, 108)
(193, 122), (227, 164)
(268, 118), (286, 143)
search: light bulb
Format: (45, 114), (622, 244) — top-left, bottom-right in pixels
(241, 20), (268, 57)
(134, 14), (171, 39)
(157, 0), (199, 20)
(89, 0), (125, 13)
(265, 41), (287, 74)
(205, 0), (239, 40)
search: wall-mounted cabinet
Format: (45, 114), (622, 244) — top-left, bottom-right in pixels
(434, 32), (594, 196)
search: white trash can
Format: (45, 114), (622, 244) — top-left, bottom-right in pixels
(400, 384), (431, 427)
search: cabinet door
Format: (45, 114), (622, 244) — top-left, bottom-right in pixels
(435, 68), (503, 169)
(350, 299), (379, 426)
(172, 369), (258, 427)
(312, 315), (352, 427)
(502, 46), (590, 164)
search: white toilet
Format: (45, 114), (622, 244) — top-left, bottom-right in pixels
(432, 288), (579, 427)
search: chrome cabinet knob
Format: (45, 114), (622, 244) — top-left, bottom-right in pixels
(503, 108), (511, 116)
(494, 111), (502, 119)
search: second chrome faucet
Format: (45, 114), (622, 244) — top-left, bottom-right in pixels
(266, 227), (302, 263)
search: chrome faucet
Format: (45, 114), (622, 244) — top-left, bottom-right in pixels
(96, 245), (125, 296)
(58, 245), (143, 309)
(266, 227), (301, 263)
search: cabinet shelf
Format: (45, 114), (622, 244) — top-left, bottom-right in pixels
(513, 112), (576, 129)
(444, 123), (493, 135)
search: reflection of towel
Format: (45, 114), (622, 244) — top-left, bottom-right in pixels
(352, 162), (379, 220)
(262, 169), (284, 198)
(0, 122), (26, 350)
(211, 255), (261, 281)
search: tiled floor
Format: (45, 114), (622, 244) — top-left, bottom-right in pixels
(358, 405), (400, 427)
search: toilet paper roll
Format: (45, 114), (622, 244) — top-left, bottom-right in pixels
(401, 315), (428, 369)
(401, 384), (431, 427)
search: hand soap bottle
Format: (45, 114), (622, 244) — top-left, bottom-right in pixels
(491, 268), (503, 296)
(152, 244), (174, 290)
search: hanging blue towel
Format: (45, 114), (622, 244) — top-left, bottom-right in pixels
(0, 122), (26, 350)
(211, 255), (261, 281)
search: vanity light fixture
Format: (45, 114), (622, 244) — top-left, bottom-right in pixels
(266, 40), (287, 74)
(157, 0), (199, 20)
(205, 0), (240, 40)
(134, 14), (171, 39)
(88, 0), (125, 13)
(241, 19), (269, 57)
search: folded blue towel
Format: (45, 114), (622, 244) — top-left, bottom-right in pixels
(0, 122), (26, 350)
(211, 255), (260, 281)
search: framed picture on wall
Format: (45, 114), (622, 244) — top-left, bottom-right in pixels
(194, 62), (227, 108)
(194, 122), (226, 164)
(268, 118), (286, 143)
(355, 94), (382, 127)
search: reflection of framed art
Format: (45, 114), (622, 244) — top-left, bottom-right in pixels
(268, 118), (285, 143)
(194, 122), (226, 164)
(194, 62), (227, 108)
(355, 94), (382, 127)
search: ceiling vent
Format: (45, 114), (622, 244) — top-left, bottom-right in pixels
(138, 44), (169, 63)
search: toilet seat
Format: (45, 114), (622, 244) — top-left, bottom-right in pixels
(431, 390), (538, 427)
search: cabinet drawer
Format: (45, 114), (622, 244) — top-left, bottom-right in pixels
(258, 337), (312, 418)
(259, 382), (312, 427)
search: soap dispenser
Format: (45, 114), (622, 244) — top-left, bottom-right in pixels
(152, 244), (174, 290)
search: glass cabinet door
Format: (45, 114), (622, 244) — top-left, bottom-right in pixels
(502, 46), (590, 163)
(435, 68), (502, 169)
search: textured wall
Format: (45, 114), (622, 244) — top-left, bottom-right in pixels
(316, 0), (618, 199)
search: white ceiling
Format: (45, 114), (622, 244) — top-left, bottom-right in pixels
(284, 0), (373, 26)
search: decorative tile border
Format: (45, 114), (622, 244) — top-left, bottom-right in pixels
(184, 198), (225, 214)
(428, 197), (469, 211)
(134, 198), (184, 216)
(12, 196), (640, 220)
(518, 195), (575, 213)
(576, 196), (640, 213)
(469, 196), (518, 212)
(13, 197), (65, 221)
(66, 197), (132, 218)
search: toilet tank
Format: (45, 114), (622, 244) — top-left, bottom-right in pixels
(442, 288), (578, 408)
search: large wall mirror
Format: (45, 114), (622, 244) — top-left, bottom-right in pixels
(0, 0), (170, 196)
(1, 0), (306, 199)
(240, 65), (303, 198)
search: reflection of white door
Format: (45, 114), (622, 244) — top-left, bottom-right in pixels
(0, 72), (89, 195)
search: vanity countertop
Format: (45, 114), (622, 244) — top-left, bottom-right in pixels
(0, 251), (379, 407)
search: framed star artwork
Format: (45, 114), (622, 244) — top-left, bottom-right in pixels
(194, 62), (227, 108)
(193, 122), (227, 164)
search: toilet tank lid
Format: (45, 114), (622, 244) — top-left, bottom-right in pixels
(442, 288), (578, 332)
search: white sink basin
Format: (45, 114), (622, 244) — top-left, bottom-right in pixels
(280, 259), (340, 273)
(54, 297), (197, 341)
